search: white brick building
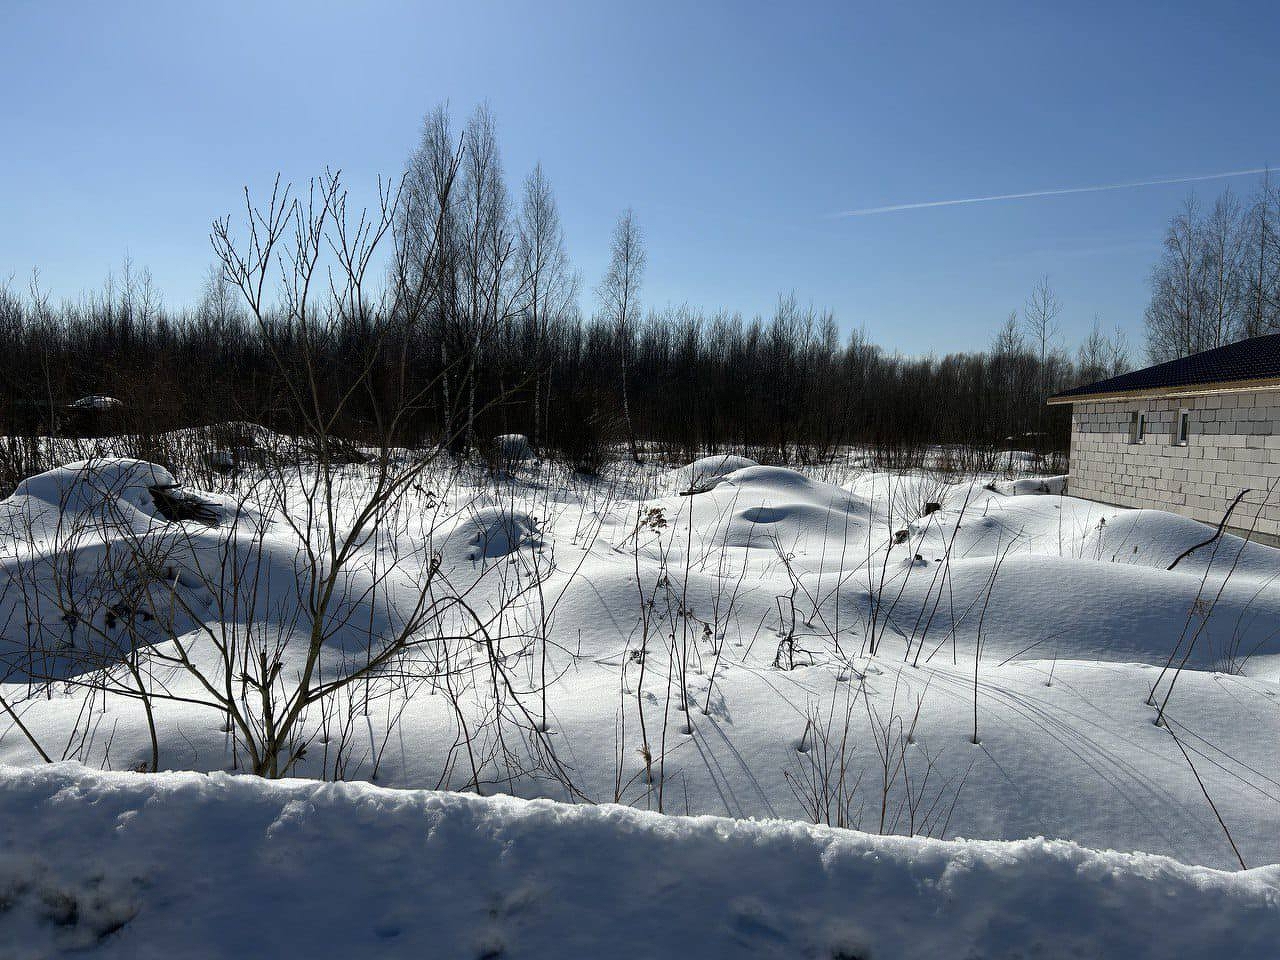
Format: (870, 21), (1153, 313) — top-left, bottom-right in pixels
(1049, 335), (1280, 546)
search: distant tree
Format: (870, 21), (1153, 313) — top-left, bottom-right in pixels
(597, 209), (645, 462)
(1076, 316), (1110, 385)
(1241, 171), (1280, 338)
(1199, 188), (1247, 349)
(1106, 323), (1131, 376)
(197, 263), (243, 329)
(1146, 195), (1205, 362)
(1023, 276), (1061, 437)
(517, 163), (576, 451)
(397, 103), (466, 444)
(1144, 187), (1267, 361)
(458, 105), (518, 453)
(1075, 316), (1129, 384)
(991, 310), (1025, 357)
(989, 311), (1028, 443)
(0, 103), (1121, 470)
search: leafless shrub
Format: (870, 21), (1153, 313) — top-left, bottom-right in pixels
(787, 674), (969, 838)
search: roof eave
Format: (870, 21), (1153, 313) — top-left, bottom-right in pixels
(1048, 375), (1280, 405)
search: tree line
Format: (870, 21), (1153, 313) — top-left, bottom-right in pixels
(0, 104), (1135, 481)
(1145, 175), (1280, 362)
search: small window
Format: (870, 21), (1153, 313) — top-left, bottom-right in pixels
(1129, 411), (1146, 444)
(1176, 410), (1190, 445)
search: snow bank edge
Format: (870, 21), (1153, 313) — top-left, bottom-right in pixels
(1, 763), (1277, 959)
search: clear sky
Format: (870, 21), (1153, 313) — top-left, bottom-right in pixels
(3, 1), (1278, 355)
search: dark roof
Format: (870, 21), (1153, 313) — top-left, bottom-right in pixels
(1050, 334), (1280, 402)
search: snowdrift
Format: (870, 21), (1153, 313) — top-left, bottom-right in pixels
(669, 453), (758, 492)
(646, 463), (870, 560)
(10, 458), (180, 523)
(0, 460), (229, 674)
(447, 506), (544, 562)
(0, 459), (418, 680)
(1, 763), (1276, 960)
(991, 474), (1068, 496)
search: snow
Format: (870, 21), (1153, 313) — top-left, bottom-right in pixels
(66, 396), (121, 411)
(1, 762), (1276, 959)
(450, 505), (544, 561)
(990, 474), (1068, 496)
(0, 458), (405, 674)
(669, 453), (759, 492)
(11, 458), (176, 522)
(3, 451), (1280, 885)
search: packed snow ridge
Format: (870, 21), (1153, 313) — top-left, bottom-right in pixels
(1, 763), (1277, 959)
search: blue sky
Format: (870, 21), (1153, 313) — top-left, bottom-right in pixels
(2, 1), (1278, 355)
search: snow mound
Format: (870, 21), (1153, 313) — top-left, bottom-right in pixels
(879, 489), (1280, 671)
(670, 454), (758, 492)
(456, 507), (543, 560)
(1081, 508), (1280, 574)
(638, 463), (871, 563)
(992, 474), (1068, 496)
(716, 465), (865, 550)
(0, 461), (223, 672)
(9, 458), (177, 525)
(892, 553), (1280, 669)
(1, 764), (1276, 959)
(0, 460), (416, 677)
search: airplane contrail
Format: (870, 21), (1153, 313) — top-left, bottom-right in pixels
(831, 167), (1271, 218)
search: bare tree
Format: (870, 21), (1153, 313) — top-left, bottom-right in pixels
(1199, 188), (1246, 349)
(397, 104), (465, 445)
(1242, 171), (1280, 338)
(598, 209), (645, 462)
(1075, 315), (1129, 384)
(517, 163), (576, 452)
(1107, 323), (1131, 376)
(1023, 276), (1061, 438)
(1076, 316), (1110, 385)
(204, 172), (447, 776)
(991, 310), (1024, 357)
(1146, 195), (1206, 362)
(458, 105), (520, 454)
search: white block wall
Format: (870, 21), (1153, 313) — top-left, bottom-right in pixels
(1067, 389), (1280, 545)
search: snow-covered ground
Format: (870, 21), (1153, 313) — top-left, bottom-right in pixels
(4, 762), (1277, 959)
(2, 444), (1279, 930)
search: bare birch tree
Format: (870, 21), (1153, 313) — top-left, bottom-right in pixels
(598, 209), (645, 462)
(1146, 195), (1207, 362)
(1023, 276), (1061, 438)
(1199, 188), (1246, 349)
(517, 163), (576, 452)
(1242, 171), (1280, 338)
(398, 104), (465, 446)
